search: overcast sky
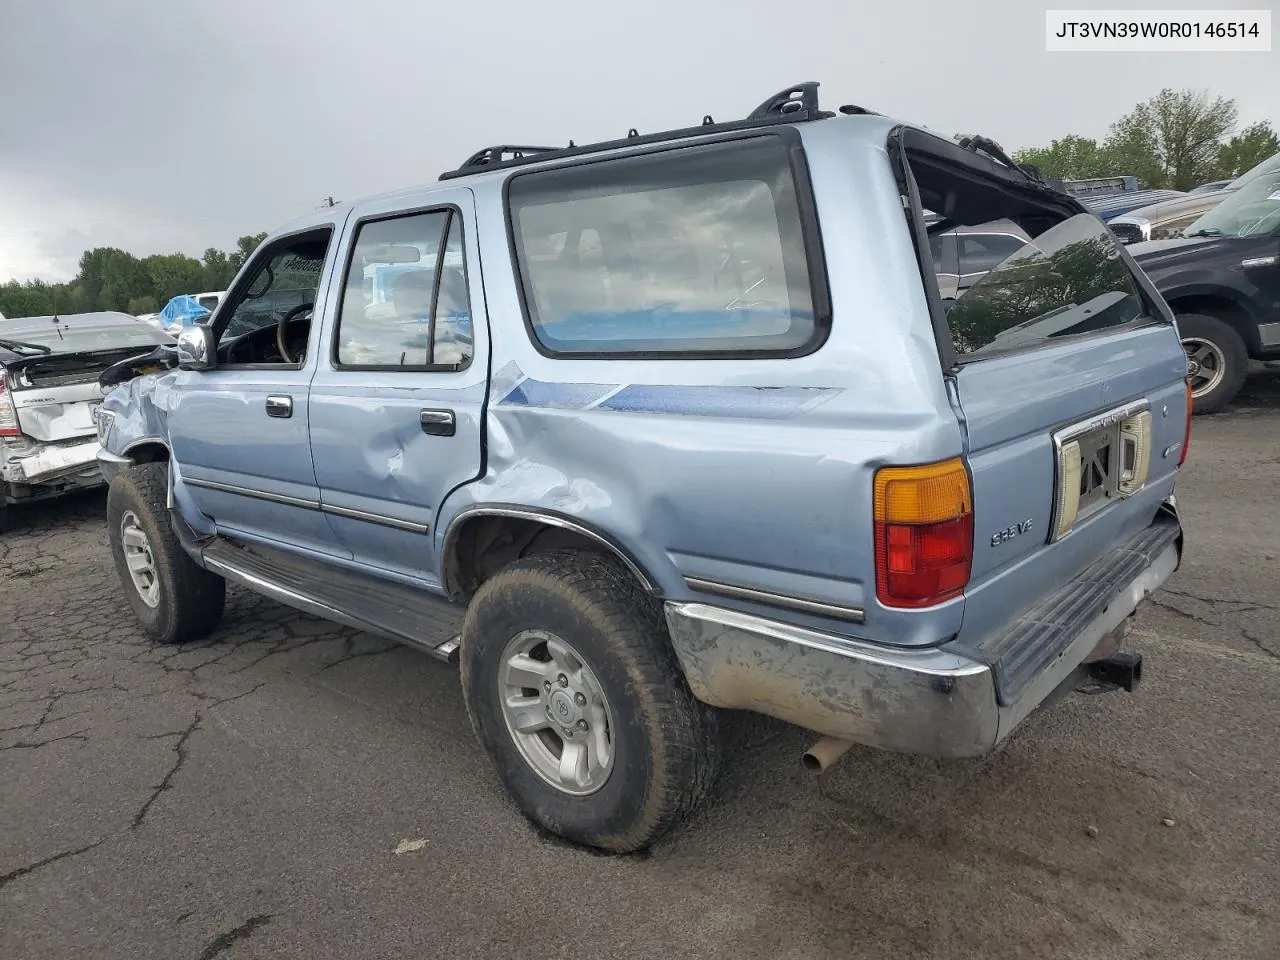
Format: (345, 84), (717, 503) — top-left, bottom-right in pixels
(1, 0), (1276, 282)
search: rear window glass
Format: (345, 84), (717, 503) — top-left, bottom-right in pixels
(942, 213), (1147, 356)
(507, 136), (822, 356)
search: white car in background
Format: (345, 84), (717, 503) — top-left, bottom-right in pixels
(0, 311), (174, 531)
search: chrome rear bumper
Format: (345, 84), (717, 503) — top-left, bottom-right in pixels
(665, 509), (1181, 758)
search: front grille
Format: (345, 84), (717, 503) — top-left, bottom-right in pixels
(1109, 222), (1145, 245)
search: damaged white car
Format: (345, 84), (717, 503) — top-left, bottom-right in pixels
(0, 311), (173, 531)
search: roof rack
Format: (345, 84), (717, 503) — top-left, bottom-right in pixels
(439, 81), (856, 181)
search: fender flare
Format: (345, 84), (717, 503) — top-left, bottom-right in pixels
(441, 503), (661, 596)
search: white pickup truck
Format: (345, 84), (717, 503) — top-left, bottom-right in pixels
(0, 311), (173, 531)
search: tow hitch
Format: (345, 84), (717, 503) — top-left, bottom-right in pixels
(1081, 652), (1144, 694)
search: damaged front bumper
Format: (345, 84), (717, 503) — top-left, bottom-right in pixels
(1, 437), (104, 487)
(665, 505), (1182, 759)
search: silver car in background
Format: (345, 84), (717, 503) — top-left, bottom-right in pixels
(0, 311), (173, 531)
(1109, 152), (1280, 244)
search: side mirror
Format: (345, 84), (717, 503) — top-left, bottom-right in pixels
(176, 325), (216, 371)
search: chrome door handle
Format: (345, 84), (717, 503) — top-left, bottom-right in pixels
(265, 395), (293, 419)
(419, 408), (456, 437)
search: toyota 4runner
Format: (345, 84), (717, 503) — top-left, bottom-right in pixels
(96, 83), (1189, 853)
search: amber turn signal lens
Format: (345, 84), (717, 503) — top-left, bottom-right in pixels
(873, 458), (974, 609)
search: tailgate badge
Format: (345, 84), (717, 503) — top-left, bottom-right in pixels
(990, 519), (1033, 547)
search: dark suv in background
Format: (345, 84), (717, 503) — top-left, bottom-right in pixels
(1130, 165), (1280, 412)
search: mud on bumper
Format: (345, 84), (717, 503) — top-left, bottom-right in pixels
(665, 504), (1182, 758)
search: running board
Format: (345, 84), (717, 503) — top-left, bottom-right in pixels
(200, 537), (464, 664)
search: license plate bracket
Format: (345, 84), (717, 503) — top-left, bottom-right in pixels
(1073, 422), (1121, 514)
(1049, 400), (1151, 543)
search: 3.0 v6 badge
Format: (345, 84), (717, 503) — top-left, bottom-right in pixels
(990, 519), (1033, 547)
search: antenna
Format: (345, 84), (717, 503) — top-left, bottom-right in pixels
(318, 195), (340, 209)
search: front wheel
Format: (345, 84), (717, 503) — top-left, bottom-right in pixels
(106, 462), (226, 643)
(1178, 313), (1248, 415)
(459, 550), (720, 853)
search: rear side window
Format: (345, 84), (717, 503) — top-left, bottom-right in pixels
(945, 214), (1145, 356)
(507, 136), (824, 356)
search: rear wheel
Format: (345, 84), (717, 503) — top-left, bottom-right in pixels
(106, 463), (226, 643)
(459, 550), (720, 853)
(1177, 312), (1248, 414)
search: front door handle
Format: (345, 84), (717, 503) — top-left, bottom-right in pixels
(265, 395), (293, 419)
(420, 408), (456, 437)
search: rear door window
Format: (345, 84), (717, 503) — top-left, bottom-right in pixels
(506, 135), (827, 357)
(335, 209), (473, 369)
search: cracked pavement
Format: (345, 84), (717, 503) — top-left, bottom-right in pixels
(2, 374), (1279, 960)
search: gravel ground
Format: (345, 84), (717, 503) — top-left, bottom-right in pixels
(2, 372), (1278, 960)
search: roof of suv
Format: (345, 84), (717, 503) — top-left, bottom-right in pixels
(287, 120), (902, 234)
(273, 84), (1020, 237)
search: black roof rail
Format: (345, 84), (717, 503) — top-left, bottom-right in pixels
(439, 81), (857, 181)
(454, 144), (559, 172)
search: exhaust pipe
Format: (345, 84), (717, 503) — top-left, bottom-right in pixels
(802, 737), (854, 774)
(1086, 652), (1144, 693)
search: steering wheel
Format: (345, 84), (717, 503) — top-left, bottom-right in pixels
(276, 303), (314, 364)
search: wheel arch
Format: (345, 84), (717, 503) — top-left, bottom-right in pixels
(441, 505), (662, 601)
(122, 437), (172, 463)
(1165, 288), (1261, 356)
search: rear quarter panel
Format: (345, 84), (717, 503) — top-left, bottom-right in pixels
(435, 119), (968, 646)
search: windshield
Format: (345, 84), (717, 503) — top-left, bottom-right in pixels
(0, 315), (171, 355)
(1182, 170), (1280, 238)
(1229, 151), (1280, 191)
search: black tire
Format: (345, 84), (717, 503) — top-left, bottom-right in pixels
(1177, 312), (1248, 415)
(106, 462), (225, 643)
(459, 550), (720, 853)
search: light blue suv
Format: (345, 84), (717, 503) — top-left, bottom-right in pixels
(95, 83), (1190, 853)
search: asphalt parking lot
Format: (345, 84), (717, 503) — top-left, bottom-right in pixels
(3, 374), (1279, 960)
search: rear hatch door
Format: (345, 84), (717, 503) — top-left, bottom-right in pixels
(900, 132), (1189, 649)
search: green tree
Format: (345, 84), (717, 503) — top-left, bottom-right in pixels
(1, 232), (268, 320)
(1215, 121), (1279, 180)
(230, 233), (268, 271)
(144, 253), (207, 305)
(1013, 135), (1119, 180)
(77, 247), (153, 311)
(1104, 88), (1238, 189)
(201, 248), (236, 290)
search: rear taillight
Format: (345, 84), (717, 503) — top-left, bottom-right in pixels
(873, 457), (974, 608)
(1178, 379), (1192, 467)
(0, 372), (20, 437)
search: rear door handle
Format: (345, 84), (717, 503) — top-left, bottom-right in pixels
(420, 408), (456, 437)
(265, 395), (293, 419)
